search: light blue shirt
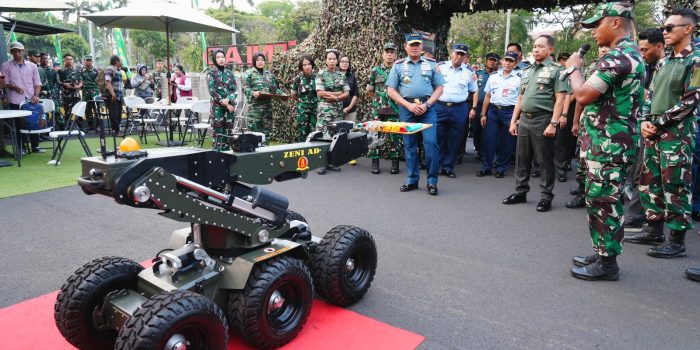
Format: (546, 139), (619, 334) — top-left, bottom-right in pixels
(484, 70), (521, 106)
(437, 62), (477, 103)
(387, 56), (445, 98)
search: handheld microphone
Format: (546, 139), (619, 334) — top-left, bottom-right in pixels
(559, 44), (591, 81)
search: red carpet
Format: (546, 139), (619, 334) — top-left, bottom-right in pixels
(0, 291), (424, 350)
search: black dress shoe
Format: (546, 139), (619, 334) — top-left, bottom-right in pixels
(427, 184), (438, 195)
(531, 170), (541, 178)
(571, 256), (619, 281)
(566, 195), (586, 209)
(444, 171), (456, 178)
(400, 183), (418, 192)
(494, 172), (504, 178)
(558, 176), (567, 182)
(503, 193), (526, 205)
(573, 254), (598, 267)
(686, 267), (700, 282)
(536, 200), (552, 212)
(476, 170), (492, 177)
(419, 163), (426, 170)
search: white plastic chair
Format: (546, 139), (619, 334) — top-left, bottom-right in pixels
(124, 96), (160, 144)
(19, 98), (55, 153)
(173, 96), (199, 140)
(190, 100), (211, 147)
(47, 101), (92, 166)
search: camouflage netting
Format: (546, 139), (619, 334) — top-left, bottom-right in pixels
(268, 0), (691, 143)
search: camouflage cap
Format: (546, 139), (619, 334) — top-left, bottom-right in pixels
(384, 42), (397, 51)
(580, 2), (634, 28)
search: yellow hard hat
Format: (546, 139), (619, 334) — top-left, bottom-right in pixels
(119, 137), (141, 152)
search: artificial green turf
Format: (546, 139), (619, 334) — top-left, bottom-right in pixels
(0, 132), (212, 199)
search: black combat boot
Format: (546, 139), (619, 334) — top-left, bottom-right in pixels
(572, 253), (598, 267)
(624, 220), (664, 245)
(571, 255), (619, 281)
(565, 195), (585, 209)
(648, 230), (686, 258)
(371, 159), (380, 174)
(390, 159), (400, 174)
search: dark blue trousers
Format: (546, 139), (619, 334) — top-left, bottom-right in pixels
(399, 105), (439, 186)
(436, 102), (468, 172)
(481, 106), (515, 174)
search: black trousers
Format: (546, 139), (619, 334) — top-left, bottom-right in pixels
(460, 102), (482, 157)
(106, 99), (123, 133)
(514, 113), (555, 201)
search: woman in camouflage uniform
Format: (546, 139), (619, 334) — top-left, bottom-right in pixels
(315, 50), (350, 174)
(244, 52), (283, 136)
(290, 55), (318, 142)
(207, 50), (238, 151)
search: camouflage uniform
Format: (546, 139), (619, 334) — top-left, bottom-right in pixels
(574, 59), (600, 189)
(580, 35), (645, 257)
(639, 45), (700, 231)
(207, 66), (238, 152)
(367, 64), (401, 160)
(315, 69), (349, 131)
(290, 73), (318, 142)
(58, 66), (82, 119)
(153, 69), (167, 100)
(244, 68), (282, 136)
(81, 66), (99, 128)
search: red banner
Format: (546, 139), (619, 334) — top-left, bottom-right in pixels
(205, 41), (297, 66)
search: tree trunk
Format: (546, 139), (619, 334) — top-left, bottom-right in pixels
(77, 9), (82, 37)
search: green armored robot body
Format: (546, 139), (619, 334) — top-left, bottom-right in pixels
(55, 124), (377, 350)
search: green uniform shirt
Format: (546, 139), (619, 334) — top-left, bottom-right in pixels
(646, 44), (700, 126)
(582, 35), (645, 164)
(244, 68), (282, 103)
(290, 73), (318, 105)
(367, 64), (399, 117)
(39, 64), (58, 98)
(519, 58), (568, 113)
(81, 67), (99, 91)
(58, 66), (82, 99)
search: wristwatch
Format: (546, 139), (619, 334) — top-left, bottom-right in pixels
(565, 66), (580, 76)
(425, 101), (432, 108)
(550, 120), (559, 127)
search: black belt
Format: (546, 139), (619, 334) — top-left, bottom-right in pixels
(437, 101), (467, 107)
(491, 105), (514, 110)
(404, 96), (430, 104)
(521, 109), (551, 118)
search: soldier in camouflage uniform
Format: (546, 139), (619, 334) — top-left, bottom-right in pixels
(153, 59), (166, 101)
(566, 46), (610, 209)
(39, 53), (61, 125)
(367, 42), (402, 175)
(630, 8), (700, 259)
(57, 54), (83, 122)
(80, 56), (99, 129)
(566, 2), (646, 281)
(290, 55), (318, 142)
(244, 52), (283, 137)
(315, 49), (350, 174)
(207, 50), (238, 152)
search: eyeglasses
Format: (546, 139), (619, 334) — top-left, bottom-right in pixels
(661, 23), (691, 32)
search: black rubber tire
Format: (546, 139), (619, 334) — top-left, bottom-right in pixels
(286, 210), (307, 223)
(228, 256), (313, 349)
(115, 290), (228, 350)
(313, 225), (378, 306)
(54, 256), (144, 350)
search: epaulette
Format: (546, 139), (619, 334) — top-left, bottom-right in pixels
(552, 62), (562, 67)
(424, 57), (436, 62)
(395, 58), (405, 64)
